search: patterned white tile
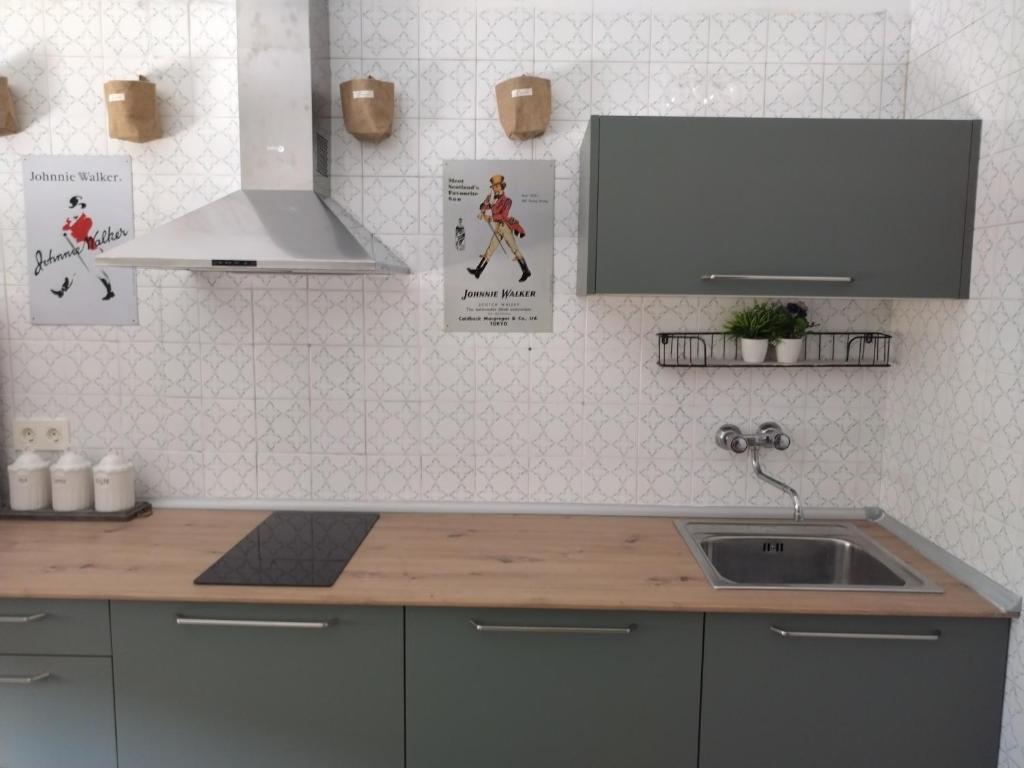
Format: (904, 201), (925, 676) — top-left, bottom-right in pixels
(529, 456), (583, 503)
(592, 10), (650, 62)
(253, 345), (309, 399)
(765, 63), (823, 118)
(476, 400), (529, 456)
(825, 12), (886, 64)
(592, 63), (651, 116)
(201, 344), (254, 399)
(582, 456), (637, 504)
(478, 6), (534, 60)
(651, 13), (709, 63)
(312, 454), (365, 501)
(767, 13), (826, 64)
(366, 400), (419, 454)
(201, 398), (256, 453)
(706, 63), (766, 117)
(362, 4), (418, 59)
(535, 10), (592, 61)
(709, 12), (768, 64)
(535, 60), (592, 121)
(420, 4), (476, 59)
(476, 454), (529, 502)
(309, 345), (364, 400)
(365, 346), (419, 401)
(419, 60), (476, 119)
(528, 402), (583, 457)
(421, 400), (475, 454)
(638, 459), (691, 506)
(366, 454), (420, 500)
(256, 399), (310, 453)
(257, 453), (311, 499)
(823, 64), (883, 119)
(649, 64), (707, 117)
(422, 454), (476, 501)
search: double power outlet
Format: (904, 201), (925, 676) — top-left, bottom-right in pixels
(13, 418), (71, 451)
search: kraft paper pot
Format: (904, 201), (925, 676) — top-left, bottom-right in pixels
(495, 75), (551, 140)
(104, 76), (161, 143)
(0, 77), (19, 135)
(340, 77), (395, 141)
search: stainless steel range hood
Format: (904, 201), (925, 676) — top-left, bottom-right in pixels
(96, 0), (407, 275)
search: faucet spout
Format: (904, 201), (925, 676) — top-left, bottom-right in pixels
(750, 446), (803, 521)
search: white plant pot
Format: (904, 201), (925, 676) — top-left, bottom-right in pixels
(775, 338), (803, 364)
(740, 338), (769, 364)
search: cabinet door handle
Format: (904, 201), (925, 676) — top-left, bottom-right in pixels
(176, 617), (332, 630)
(469, 619), (636, 636)
(770, 626), (941, 642)
(0, 612), (47, 624)
(0, 672), (51, 685)
(701, 274), (854, 283)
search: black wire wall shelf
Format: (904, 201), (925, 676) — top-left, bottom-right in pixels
(656, 331), (892, 368)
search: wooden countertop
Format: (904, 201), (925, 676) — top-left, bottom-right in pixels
(0, 509), (1009, 618)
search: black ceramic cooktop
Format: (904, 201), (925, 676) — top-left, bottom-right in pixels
(195, 511), (379, 587)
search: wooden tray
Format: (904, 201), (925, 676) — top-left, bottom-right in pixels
(0, 501), (152, 522)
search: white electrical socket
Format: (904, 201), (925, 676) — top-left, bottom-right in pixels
(13, 418), (71, 451)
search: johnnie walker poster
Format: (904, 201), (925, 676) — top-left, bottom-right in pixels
(443, 159), (554, 332)
(23, 156), (138, 325)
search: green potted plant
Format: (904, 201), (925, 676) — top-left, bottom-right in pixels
(775, 302), (816, 364)
(723, 302), (784, 363)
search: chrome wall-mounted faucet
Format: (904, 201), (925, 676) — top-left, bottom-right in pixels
(716, 422), (802, 521)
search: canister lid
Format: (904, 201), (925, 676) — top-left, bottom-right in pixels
(94, 452), (133, 474)
(8, 450), (49, 471)
(52, 450), (92, 472)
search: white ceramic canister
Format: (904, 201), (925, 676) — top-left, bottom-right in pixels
(93, 452), (135, 513)
(7, 451), (51, 511)
(50, 451), (94, 512)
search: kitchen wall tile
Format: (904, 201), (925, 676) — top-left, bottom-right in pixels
(823, 63), (884, 118)
(535, 61), (593, 121)
(420, 60), (476, 119)
(311, 454), (365, 500)
(362, 4), (418, 60)
(529, 455), (583, 503)
(422, 454), (475, 501)
(366, 454), (420, 500)
(203, 451), (256, 498)
(709, 12), (769, 64)
(706, 63), (766, 117)
(535, 10), (592, 62)
(767, 13), (827, 64)
(257, 453), (312, 499)
(256, 399), (311, 454)
(765, 63), (824, 117)
(649, 63), (707, 117)
(421, 5), (476, 60)
(592, 10), (650, 62)
(478, 6), (534, 61)
(253, 345), (310, 399)
(592, 63), (651, 116)
(825, 12), (886, 64)
(583, 456), (637, 504)
(651, 13), (709, 63)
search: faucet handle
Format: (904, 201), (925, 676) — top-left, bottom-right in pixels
(715, 425), (748, 454)
(757, 421), (791, 451)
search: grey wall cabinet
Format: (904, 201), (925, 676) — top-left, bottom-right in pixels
(577, 116), (981, 298)
(700, 613), (1010, 768)
(405, 608), (703, 768)
(110, 602), (404, 768)
(0, 600), (116, 768)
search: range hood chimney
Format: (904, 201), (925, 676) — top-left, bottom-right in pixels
(96, 0), (408, 275)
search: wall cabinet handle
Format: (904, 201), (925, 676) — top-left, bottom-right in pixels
(469, 619), (636, 636)
(0, 672), (51, 685)
(0, 613), (47, 624)
(771, 626), (941, 642)
(701, 274), (854, 283)
(176, 617), (332, 630)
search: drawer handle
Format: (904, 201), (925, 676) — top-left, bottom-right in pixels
(0, 613), (47, 624)
(0, 672), (51, 685)
(470, 619), (636, 636)
(771, 626), (941, 642)
(701, 274), (854, 283)
(176, 617), (332, 630)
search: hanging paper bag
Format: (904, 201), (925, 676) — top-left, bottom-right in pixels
(103, 76), (161, 143)
(0, 77), (19, 136)
(340, 77), (395, 142)
(495, 75), (551, 140)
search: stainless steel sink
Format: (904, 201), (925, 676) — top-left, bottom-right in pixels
(675, 520), (941, 592)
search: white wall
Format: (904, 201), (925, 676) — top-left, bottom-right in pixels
(881, 0), (1024, 764)
(0, 0), (904, 506)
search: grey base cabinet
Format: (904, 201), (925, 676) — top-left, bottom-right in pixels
(110, 602), (404, 768)
(406, 608), (703, 768)
(700, 614), (1010, 768)
(0, 655), (117, 768)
